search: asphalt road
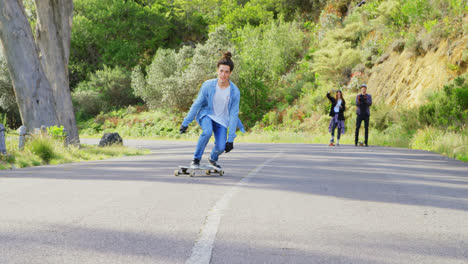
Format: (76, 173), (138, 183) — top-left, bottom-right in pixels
(0, 139), (467, 264)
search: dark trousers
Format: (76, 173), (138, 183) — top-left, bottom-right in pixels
(355, 115), (369, 145)
(331, 122), (341, 140)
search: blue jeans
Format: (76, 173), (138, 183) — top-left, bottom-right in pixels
(193, 116), (227, 161)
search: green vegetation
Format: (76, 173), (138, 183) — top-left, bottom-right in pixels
(1, 0), (466, 162)
(0, 132), (150, 170)
(418, 74), (468, 129)
(73, 65), (140, 119)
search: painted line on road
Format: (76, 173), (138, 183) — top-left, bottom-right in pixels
(185, 152), (283, 264)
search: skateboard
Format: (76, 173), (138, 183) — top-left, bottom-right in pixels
(174, 165), (224, 177)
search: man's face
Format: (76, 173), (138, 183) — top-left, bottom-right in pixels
(361, 87), (367, 95)
(217, 64), (232, 82)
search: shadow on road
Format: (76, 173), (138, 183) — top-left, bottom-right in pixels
(1, 142), (467, 212)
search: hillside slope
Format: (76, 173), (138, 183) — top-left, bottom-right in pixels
(368, 37), (467, 107)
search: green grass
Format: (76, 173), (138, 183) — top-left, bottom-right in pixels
(75, 106), (467, 162)
(238, 128), (467, 162)
(0, 134), (150, 170)
(81, 124), (467, 162)
(410, 127), (468, 162)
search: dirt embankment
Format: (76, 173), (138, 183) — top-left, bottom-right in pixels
(367, 37), (467, 108)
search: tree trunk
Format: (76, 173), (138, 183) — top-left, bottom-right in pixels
(0, 0), (59, 132)
(35, 0), (79, 145)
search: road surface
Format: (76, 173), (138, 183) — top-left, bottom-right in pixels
(0, 140), (467, 264)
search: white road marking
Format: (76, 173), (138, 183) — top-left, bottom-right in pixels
(185, 152), (283, 264)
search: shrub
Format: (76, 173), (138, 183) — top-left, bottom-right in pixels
(210, 0), (274, 32)
(312, 40), (361, 84)
(405, 32), (427, 56)
(73, 65), (140, 120)
(72, 90), (103, 119)
(70, 0), (173, 87)
(262, 111), (280, 127)
(47, 126), (67, 141)
(417, 73), (468, 129)
(391, 39), (406, 52)
(30, 137), (55, 163)
(391, 0), (436, 28)
(371, 103), (398, 131)
(132, 26), (235, 111)
(410, 127), (468, 161)
(0, 52), (16, 113)
(235, 20), (306, 126)
(0, 51), (20, 127)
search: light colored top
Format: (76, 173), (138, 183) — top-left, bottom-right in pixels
(208, 83), (231, 128)
(334, 99), (342, 113)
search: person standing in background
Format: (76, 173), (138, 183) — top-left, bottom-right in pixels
(326, 90), (346, 146)
(355, 84), (372, 147)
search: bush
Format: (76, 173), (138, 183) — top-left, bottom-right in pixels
(417, 73), (468, 129)
(410, 127), (468, 161)
(47, 126), (67, 141)
(74, 65), (138, 117)
(235, 20), (306, 126)
(0, 51), (21, 128)
(312, 40), (361, 84)
(371, 103), (398, 131)
(391, 0), (436, 28)
(70, 0), (174, 87)
(132, 26), (235, 111)
(30, 137), (55, 163)
(391, 39), (406, 52)
(210, 0), (274, 32)
(72, 90), (103, 119)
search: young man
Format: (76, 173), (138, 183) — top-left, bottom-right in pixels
(355, 84), (372, 147)
(179, 52), (244, 169)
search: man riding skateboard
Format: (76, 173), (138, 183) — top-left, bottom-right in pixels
(179, 51), (244, 169)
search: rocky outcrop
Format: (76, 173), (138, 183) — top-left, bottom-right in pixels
(367, 38), (467, 107)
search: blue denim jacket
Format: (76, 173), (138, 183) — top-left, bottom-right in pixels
(182, 79), (245, 142)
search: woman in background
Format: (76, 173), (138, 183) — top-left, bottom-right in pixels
(327, 90), (346, 146)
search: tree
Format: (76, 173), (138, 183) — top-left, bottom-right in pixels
(70, 0), (173, 87)
(0, 0), (79, 144)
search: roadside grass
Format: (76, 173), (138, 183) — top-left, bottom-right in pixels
(80, 124), (466, 162)
(91, 128), (468, 163)
(410, 127), (468, 162)
(76, 106), (466, 162)
(0, 134), (150, 170)
(236, 128), (467, 162)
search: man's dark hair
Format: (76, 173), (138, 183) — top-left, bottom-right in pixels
(217, 51), (234, 71)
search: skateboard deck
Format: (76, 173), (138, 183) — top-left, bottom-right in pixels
(174, 165), (224, 177)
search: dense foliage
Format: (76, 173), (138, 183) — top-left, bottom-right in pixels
(418, 74), (468, 129)
(2, 0), (467, 160)
(0, 51), (20, 128)
(132, 26), (235, 111)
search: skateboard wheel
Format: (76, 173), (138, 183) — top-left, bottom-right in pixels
(174, 170), (179, 176)
(205, 170), (211, 176)
(190, 171), (196, 177)
(219, 170), (224, 176)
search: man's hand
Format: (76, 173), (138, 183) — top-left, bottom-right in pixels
(179, 124), (187, 134)
(225, 142), (234, 153)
